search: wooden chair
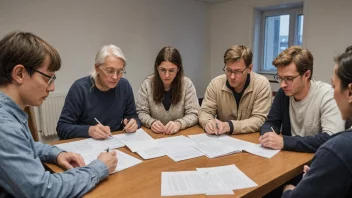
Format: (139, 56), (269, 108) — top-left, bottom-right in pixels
(24, 106), (39, 141)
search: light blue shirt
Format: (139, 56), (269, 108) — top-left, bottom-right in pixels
(0, 91), (108, 198)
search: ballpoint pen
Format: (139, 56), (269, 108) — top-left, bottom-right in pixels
(122, 118), (131, 132)
(271, 127), (277, 134)
(94, 117), (113, 138)
(214, 115), (218, 135)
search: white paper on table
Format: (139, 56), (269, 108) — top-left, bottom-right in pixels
(217, 136), (256, 151)
(187, 133), (222, 143)
(114, 128), (154, 143)
(243, 144), (280, 158)
(157, 135), (196, 147)
(124, 139), (157, 152)
(162, 144), (204, 162)
(56, 137), (124, 154)
(197, 164), (257, 190)
(89, 136), (125, 149)
(137, 147), (166, 160)
(114, 128), (157, 152)
(161, 171), (234, 196)
(193, 140), (241, 158)
(81, 150), (142, 174)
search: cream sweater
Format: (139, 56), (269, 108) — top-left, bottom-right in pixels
(136, 75), (200, 129)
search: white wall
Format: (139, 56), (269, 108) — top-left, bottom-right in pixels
(210, 0), (352, 91)
(0, 0), (211, 97)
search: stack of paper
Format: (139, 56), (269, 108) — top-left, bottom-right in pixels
(218, 136), (280, 158)
(193, 140), (241, 158)
(161, 164), (257, 196)
(157, 136), (204, 162)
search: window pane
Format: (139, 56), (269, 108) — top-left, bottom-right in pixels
(263, 15), (289, 71)
(295, 15), (304, 46)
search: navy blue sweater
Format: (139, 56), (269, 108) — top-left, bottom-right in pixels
(261, 88), (330, 153)
(282, 130), (352, 197)
(56, 76), (141, 139)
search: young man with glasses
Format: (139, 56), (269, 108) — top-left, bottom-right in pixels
(57, 44), (141, 140)
(260, 46), (345, 152)
(0, 32), (117, 197)
(199, 45), (272, 135)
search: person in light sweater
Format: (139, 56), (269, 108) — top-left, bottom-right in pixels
(282, 47), (352, 197)
(136, 46), (199, 135)
(260, 46), (345, 153)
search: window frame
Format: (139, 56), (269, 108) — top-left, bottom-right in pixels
(257, 7), (303, 74)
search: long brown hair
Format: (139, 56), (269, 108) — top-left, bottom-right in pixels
(152, 46), (184, 104)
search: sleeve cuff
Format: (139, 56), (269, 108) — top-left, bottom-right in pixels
(283, 135), (295, 150)
(227, 121), (234, 134)
(49, 146), (65, 164)
(88, 159), (109, 182)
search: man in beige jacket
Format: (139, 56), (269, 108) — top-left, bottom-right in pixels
(199, 45), (272, 135)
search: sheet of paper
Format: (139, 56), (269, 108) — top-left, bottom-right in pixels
(156, 135), (196, 147)
(244, 144), (280, 158)
(137, 147), (166, 160)
(217, 136), (256, 151)
(115, 128), (157, 152)
(81, 150), (142, 174)
(161, 171), (233, 196)
(187, 133), (222, 143)
(55, 137), (124, 154)
(193, 140), (240, 158)
(162, 144), (204, 162)
(197, 164), (257, 190)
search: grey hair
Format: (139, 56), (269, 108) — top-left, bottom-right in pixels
(91, 44), (126, 80)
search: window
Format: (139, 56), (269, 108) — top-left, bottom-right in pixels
(255, 5), (303, 73)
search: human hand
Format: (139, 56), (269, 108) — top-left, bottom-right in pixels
(151, 120), (165, 133)
(259, 132), (284, 150)
(164, 121), (181, 135)
(88, 124), (111, 139)
(57, 152), (85, 170)
(123, 118), (138, 133)
(97, 150), (118, 174)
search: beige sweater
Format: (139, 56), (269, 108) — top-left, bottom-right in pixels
(136, 75), (200, 130)
(199, 72), (272, 134)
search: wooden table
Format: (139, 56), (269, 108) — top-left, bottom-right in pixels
(45, 126), (313, 198)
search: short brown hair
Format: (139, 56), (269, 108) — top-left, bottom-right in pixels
(0, 31), (61, 86)
(224, 45), (253, 67)
(272, 46), (313, 80)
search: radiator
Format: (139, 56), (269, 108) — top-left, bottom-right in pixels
(39, 93), (66, 136)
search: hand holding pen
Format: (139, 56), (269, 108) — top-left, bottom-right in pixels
(122, 118), (138, 133)
(97, 147), (118, 174)
(87, 117), (112, 139)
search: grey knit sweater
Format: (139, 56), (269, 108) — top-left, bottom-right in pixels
(136, 75), (200, 130)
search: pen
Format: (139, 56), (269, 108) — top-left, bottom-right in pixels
(94, 117), (112, 138)
(105, 147), (110, 152)
(214, 115), (218, 135)
(271, 127), (277, 134)
(122, 118), (131, 132)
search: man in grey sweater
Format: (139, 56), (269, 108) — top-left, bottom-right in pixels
(260, 46), (345, 153)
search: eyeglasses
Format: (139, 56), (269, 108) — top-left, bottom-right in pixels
(26, 67), (56, 85)
(223, 66), (248, 76)
(274, 74), (301, 85)
(101, 67), (126, 77)
(158, 67), (178, 75)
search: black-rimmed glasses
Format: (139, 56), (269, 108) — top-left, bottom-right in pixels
(26, 67), (56, 85)
(223, 66), (248, 76)
(274, 74), (300, 85)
